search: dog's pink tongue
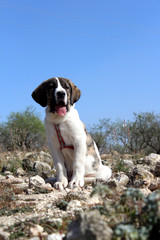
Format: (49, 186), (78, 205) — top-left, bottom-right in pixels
(55, 105), (67, 116)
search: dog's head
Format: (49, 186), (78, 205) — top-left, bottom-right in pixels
(32, 77), (81, 116)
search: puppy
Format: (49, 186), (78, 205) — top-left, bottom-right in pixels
(32, 77), (111, 190)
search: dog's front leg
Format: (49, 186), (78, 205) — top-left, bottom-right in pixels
(48, 143), (68, 190)
(54, 162), (68, 190)
(69, 143), (86, 188)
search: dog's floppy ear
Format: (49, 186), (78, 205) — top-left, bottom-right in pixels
(68, 80), (81, 105)
(31, 81), (48, 107)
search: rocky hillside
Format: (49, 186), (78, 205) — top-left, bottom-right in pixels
(0, 151), (160, 240)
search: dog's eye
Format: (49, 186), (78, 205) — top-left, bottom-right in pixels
(61, 83), (69, 90)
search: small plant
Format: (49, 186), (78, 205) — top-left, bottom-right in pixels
(119, 188), (145, 223)
(91, 184), (113, 200)
(40, 217), (71, 234)
(56, 200), (68, 211)
(113, 159), (129, 173)
(7, 216), (72, 239)
(6, 158), (23, 174)
(33, 188), (50, 194)
(0, 206), (33, 217)
(91, 184), (160, 240)
(112, 224), (149, 240)
(8, 222), (30, 240)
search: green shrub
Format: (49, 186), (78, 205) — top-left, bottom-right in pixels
(90, 112), (160, 154)
(0, 106), (46, 151)
(91, 185), (160, 240)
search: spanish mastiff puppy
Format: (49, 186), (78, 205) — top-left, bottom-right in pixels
(32, 77), (111, 190)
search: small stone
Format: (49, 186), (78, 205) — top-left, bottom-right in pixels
(22, 158), (35, 171)
(30, 175), (45, 187)
(145, 153), (160, 163)
(139, 188), (151, 196)
(0, 174), (5, 180)
(123, 154), (133, 159)
(6, 174), (15, 179)
(101, 154), (112, 160)
(30, 224), (47, 239)
(41, 183), (53, 191)
(149, 178), (160, 191)
(0, 231), (10, 240)
(16, 167), (25, 176)
(129, 166), (154, 188)
(86, 195), (100, 205)
(107, 179), (117, 188)
(33, 161), (51, 173)
(3, 171), (12, 176)
(116, 173), (129, 187)
(24, 151), (52, 167)
(123, 160), (134, 167)
(48, 218), (63, 225)
(108, 173), (129, 189)
(65, 210), (113, 240)
(137, 158), (154, 166)
(67, 200), (82, 211)
(154, 160), (160, 177)
(47, 233), (65, 240)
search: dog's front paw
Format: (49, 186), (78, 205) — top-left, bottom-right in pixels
(69, 177), (84, 189)
(54, 178), (68, 191)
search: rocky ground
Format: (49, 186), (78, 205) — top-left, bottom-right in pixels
(0, 151), (160, 240)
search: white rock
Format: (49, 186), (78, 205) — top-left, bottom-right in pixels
(146, 153), (160, 162)
(16, 167), (25, 176)
(139, 188), (151, 196)
(6, 175), (15, 179)
(86, 195), (100, 205)
(4, 171), (12, 176)
(30, 224), (46, 237)
(47, 233), (65, 240)
(41, 183), (53, 191)
(118, 173), (129, 186)
(0, 175), (5, 180)
(48, 218), (63, 225)
(0, 231), (10, 240)
(123, 160), (134, 167)
(30, 175), (45, 187)
(33, 161), (51, 172)
(67, 200), (82, 211)
(113, 172), (129, 188)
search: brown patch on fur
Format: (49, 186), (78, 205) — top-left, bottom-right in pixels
(32, 80), (49, 107)
(66, 79), (81, 105)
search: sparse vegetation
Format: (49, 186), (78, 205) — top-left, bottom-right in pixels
(1, 157), (23, 174)
(91, 185), (160, 240)
(90, 111), (160, 155)
(0, 206), (33, 217)
(0, 106), (46, 151)
(112, 159), (129, 173)
(56, 200), (68, 211)
(1, 108), (160, 155)
(1, 108), (160, 239)
(7, 216), (72, 239)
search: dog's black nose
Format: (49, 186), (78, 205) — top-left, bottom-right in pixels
(57, 91), (65, 98)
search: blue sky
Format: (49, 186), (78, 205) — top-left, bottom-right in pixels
(1, 0), (160, 127)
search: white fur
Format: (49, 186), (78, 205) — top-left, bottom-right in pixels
(45, 105), (112, 190)
(55, 77), (67, 105)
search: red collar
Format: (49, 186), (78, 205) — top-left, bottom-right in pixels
(55, 125), (74, 150)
